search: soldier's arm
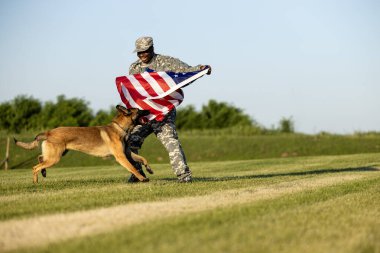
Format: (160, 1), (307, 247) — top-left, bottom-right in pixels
(129, 62), (141, 75)
(164, 56), (202, 72)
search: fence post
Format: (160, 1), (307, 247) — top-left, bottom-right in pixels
(1, 137), (10, 170)
(5, 137), (10, 170)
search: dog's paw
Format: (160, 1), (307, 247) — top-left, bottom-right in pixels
(33, 174), (38, 184)
(141, 177), (150, 182)
(145, 165), (154, 174)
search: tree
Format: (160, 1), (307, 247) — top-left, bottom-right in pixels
(0, 102), (14, 131)
(176, 100), (255, 130)
(200, 100), (253, 129)
(40, 95), (93, 128)
(176, 105), (204, 129)
(13, 95), (42, 132)
(89, 106), (116, 126)
(279, 117), (295, 133)
(0, 95), (42, 133)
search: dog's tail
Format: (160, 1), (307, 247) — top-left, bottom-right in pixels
(14, 133), (47, 150)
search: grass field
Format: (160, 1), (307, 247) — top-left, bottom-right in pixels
(1, 153), (379, 253)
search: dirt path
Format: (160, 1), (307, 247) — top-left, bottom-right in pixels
(0, 174), (364, 252)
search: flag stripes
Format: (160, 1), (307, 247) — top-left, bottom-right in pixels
(116, 68), (208, 121)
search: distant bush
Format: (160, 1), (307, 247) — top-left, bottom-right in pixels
(39, 95), (94, 129)
(176, 100), (261, 130)
(278, 117), (295, 133)
(0, 95), (42, 133)
(0, 95), (100, 133)
(89, 107), (116, 126)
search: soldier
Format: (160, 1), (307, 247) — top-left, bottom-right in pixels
(125, 36), (212, 183)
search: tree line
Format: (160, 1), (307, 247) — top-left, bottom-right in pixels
(0, 95), (294, 133)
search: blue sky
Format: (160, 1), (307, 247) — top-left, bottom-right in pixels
(1, 0), (379, 134)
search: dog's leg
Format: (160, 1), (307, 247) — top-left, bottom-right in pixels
(33, 160), (61, 183)
(38, 156), (47, 177)
(33, 158), (60, 183)
(111, 144), (149, 182)
(114, 153), (149, 182)
(33, 141), (64, 183)
(33, 163), (47, 184)
(131, 152), (153, 174)
(108, 140), (149, 182)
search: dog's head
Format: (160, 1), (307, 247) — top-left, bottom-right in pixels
(116, 105), (150, 126)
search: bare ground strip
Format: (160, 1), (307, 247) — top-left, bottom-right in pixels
(0, 174), (366, 252)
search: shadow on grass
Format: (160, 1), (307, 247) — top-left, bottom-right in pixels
(162, 166), (380, 182)
(10, 155), (38, 169)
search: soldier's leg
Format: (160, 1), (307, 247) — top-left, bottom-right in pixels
(124, 124), (152, 183)
(155, 121), (192, 183)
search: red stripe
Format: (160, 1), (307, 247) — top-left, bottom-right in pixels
(116, 75), (183, 122)
(121, 76), (165, 117)
(149, 72), (171, 91)
(134, 74), (159, 97)
(133, 74), (179, 111)
(151, 99), (178, 112)
(115, 77), (133, 108)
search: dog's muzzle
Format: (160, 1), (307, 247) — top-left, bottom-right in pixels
(135, 110), (150, 125)
(138, 116), (149, 125)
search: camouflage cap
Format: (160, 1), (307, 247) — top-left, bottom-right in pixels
(133, 36), (153, 53)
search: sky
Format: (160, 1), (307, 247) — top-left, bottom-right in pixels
(0, 0), (379, 134)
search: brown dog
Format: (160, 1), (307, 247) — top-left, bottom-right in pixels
(14, 105), (153, 183)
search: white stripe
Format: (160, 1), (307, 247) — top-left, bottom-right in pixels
(122, 88), (164, 121)
(121, 85), (141, 109)
(128, 75), (150, 98)
(145, 99), (170, 112)
(169, 91), (184, 100)
(140, 72), (165, 95)
(148, 68), (209, 99)
(157, 72), (177, 87)
(127, 75), (174, 113)
(121, 79), (173, 121)
(168, 100), (181, 107)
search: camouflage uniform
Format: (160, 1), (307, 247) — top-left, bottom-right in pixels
(129, 54), (202, 74)
(126, 53), (202, 182)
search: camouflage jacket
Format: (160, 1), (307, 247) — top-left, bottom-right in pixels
(129, 54), (202, 75)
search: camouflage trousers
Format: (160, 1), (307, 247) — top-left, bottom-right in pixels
(124, 109), (191, 180)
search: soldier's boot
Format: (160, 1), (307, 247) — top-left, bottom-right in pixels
(177, 172), (192, 183)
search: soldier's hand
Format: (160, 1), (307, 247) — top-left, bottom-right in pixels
(200, 65), (212, 75)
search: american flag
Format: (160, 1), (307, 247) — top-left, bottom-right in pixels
(115, 68), (209, 121)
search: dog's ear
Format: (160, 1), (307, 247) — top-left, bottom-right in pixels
(116, 105), (132, 115)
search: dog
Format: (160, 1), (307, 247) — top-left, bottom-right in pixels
(14, 105), (153, 184)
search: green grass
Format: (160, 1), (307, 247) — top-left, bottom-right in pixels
(23, 178), (380, 253)
(2, 132), (380, 168)
(1, 153), (380, 253)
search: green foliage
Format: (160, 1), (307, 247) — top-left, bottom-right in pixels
(177, 100), (257, 130)
(0, 95), (42, 133)
(201, 100), (253, 128)
(0, 95), (116, 132)
(0, 102), (13, 130)
(39, 95), (94, 128)
(176, 105), (204, 129)
(278, 116), (295, 133)
(89, 107), (116, 126)
(0, 96), (266, 133)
